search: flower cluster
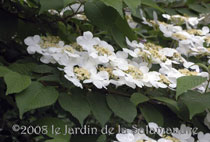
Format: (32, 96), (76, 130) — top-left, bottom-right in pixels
(140, 12), (210, 63)
(24, 15), (210, 92)
(115, 122), (210, 142)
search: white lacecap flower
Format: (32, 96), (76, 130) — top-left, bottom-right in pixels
(24, 26), (209, 90)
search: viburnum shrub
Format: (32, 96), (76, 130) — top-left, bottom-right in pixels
(0, 0), (210, 142)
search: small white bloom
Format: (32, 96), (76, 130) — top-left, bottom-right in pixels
(76, 31), (100, 51)
(83, 69), (110, 89)
(171, 124), (193, 142)
(197, 132), (210, 142)
(24, 35), (42, 54)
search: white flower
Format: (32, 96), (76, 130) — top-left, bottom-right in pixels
(159, 62), (183, 88)
(126, 38), (145, 49)
(89, 40), (114, 63)
(171, 124), (194, 142)
(148, 122), (164, 137)
(24, 35), (43, 54)
(159, 48), (178, 58)
(83, 69), (110, 89)
(183, 61), (200, 72)
(60, 3), (84, 16)
(157, 138), (173, 142)
(197, 132), (210, 142)
(143, 72), (167, 88)
(201, 26), (210, 35)
(116, 131), (135, 142)
(115, 129), (156, 142)
(140, 9), (153, 27)
(40, 54), (56, 64)
(110, 52), (129, 71)
(187, 17), (204, 27)
(125, 11), (138, 29)
(65, 75), (83, 88)
(76, 31), (100, 51)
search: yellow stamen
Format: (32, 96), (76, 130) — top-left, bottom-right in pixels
(74, 67), (90, 80)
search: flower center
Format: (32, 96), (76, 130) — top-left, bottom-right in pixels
(64, 46), (74, 53)
(99, 67), (117, 79)
(159, 75), (170, 85)
(74, 67), (90, 80)
(125, 65), (143, 79)
(172, 33), (187, 40)
(71, 42), (83, 51)
(186, 29), (202, 35)
(164, 136), (180, 142)
(205, 36), (210, 44)
(178, 69), (198, 76)
(94, 45), (112, 56)
(171, 16), (185, 25)
(40, 36), (61, 48)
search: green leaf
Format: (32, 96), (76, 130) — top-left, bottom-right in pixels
(58, 93), (90, 125)
(195, 63), (209, 72)
(0, 66), (11, 77)
(38, 75), (60, 82)
(114, 15), (136, 40)
(165, 8), (178, 15)
(99, 0), (123, 17)
(9, 63), (37, 75)
(4, 71), (31, 95)
(176, 8), (197, 17)
(34, 117), (70, 140)
(176, 76), (207, 99)
(151, 96), (179, 111)
(16, 82), (59, 118)
(33, 65), (54, 74)
(111, 26), (127, 48)
(180, 91), (210, 119)
(39, 0), (64, 14)
(46, 139), (69, 142)
(87, 93), (112, 126)
(97, 135), (106, 142)
(130, 93), (149, 106)
(139, 104), (164, 126)
(106, 94), (137, 122)
(186, 0), (196, 4)
(141, 0), (164, 12)
(84, 1), (136, 48)
(64, 0), (75, 7)
(189, 4), (208, 13)
(123, 0), (141, 14)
